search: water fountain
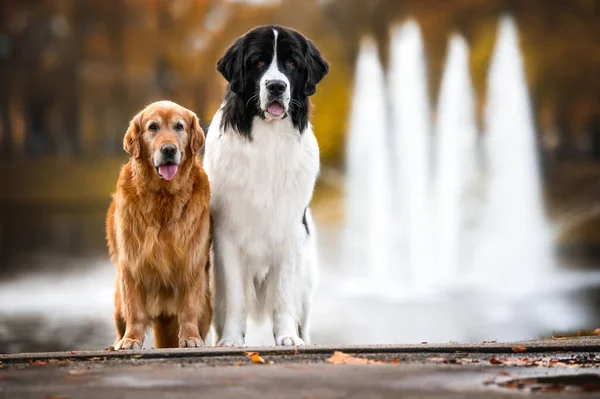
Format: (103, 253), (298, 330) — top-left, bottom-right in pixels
(324, 16), (600, 344)
(472, 16), (555, 294)
(434, 34), (479, 286)
(388, 20), (434, 294)
(344, 37), (394, 285)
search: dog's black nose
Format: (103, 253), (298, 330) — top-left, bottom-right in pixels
(266, 80), (287, 96)
(161, 144), (177, 158)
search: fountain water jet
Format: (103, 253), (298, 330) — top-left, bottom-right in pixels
(434, 34), (479, 286)
(344, 37), (394, 286)
(388, 20), (433, 293)
(473, 16), (555, 294)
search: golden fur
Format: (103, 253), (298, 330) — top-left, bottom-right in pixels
(106, 100), (212, 349)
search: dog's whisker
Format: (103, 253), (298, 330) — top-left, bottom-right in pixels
(246, 94), (259, 108)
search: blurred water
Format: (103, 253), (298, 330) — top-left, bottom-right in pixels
(389, 20), (434, 293)
(473, 17), (556, 294)
(333, 16), (600, 343)
(434, 34), (479, 285)
(344, 37), (394, 285)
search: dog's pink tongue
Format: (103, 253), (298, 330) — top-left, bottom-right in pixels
(158, 164), (178, 181)
(267, 102), (284, 116)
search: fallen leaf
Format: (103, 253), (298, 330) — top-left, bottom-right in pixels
(420, 341), (428, 344)
(490, 358), (503, 365)
(88, 357), (102, 361)
(496, 370), (511, 376)
(391, 359), (401, 364)
(593, 328), (600, 335)
(512, 346), (527, 353)
(71, 351), (79, 354)
(132, 355), (143, 359)
(34, 361), (47, 366)
(245, 352), (265, 364)
(460, 358), (479, 364)
(327, 351), (378, 365)
(551, 336), (567, 340)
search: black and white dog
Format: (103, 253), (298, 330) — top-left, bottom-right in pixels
(204, 25), (328, 346)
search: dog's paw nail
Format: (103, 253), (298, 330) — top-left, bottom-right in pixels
(179, 337), (204, 348)
(276, 336), (305, 346)
(115, 338), (142, 350)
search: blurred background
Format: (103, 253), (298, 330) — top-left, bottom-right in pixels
(0, 0), (599, 352)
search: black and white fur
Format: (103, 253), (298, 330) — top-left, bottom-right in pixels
(204, 25), (328, 346)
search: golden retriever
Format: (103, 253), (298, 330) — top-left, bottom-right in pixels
(106, 100), (212, 350)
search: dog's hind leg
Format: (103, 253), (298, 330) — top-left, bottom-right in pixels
(153, 315), (179, 348)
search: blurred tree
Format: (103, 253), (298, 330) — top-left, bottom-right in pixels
(0, 0), (598, 164)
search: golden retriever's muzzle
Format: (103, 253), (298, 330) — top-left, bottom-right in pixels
(154, 143), (181, 181)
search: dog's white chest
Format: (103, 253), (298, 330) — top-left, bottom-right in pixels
(204, 113), (319, 258)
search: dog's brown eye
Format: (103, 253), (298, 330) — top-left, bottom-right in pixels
(257, 60), (265, 67)
(174, 122), (184, 132)
(148, 122), (158, 132)
(286, 60), (295, 69)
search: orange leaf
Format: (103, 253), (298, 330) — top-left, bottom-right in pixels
(327, 351), (378, 365)
(511, 345), (527, 353)
(245, 352), (265, 364)
(489, 358), (503, 365)
(593, 328), (600, 335)
(391, 359), (401, 364)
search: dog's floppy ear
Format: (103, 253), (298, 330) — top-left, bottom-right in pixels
(217, 37), (246, 94)
(304, 38), (329, 96)
(189, 113), (205, 156)
(123, 112), (142, 159)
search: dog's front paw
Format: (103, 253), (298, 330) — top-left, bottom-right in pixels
(217, 336), (246, 347)
(179, 336), (204, 348)
(114, 337), (143, 350)
(275, 335), (305, 346)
